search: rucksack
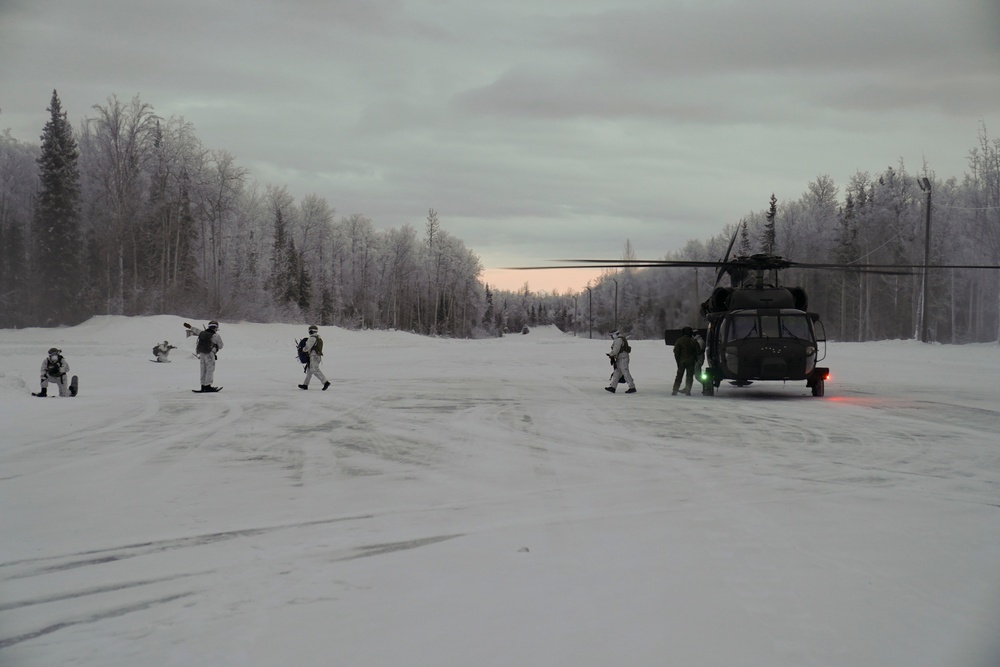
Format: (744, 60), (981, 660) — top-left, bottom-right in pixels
(196, 329), (215, 354)
(621, 336), (631, 354)
(152, 346), (159, 356)
(297, 335), (323, 364)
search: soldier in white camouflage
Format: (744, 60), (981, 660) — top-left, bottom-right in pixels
(299, 325), (331, 391)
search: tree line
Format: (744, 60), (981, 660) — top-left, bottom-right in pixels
(501, 129), (1000, 345)
(0, 91), (484, 336)
(2, 90), (998, 343)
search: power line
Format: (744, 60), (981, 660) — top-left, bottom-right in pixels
(934, 203), (1000, 211)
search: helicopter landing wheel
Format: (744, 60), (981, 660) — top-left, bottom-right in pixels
(811, 379), (825, 397)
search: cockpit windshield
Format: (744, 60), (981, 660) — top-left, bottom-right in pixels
(729, 314), (757, 339)
(725, 312), (813, 342)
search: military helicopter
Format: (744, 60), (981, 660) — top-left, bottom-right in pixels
(514, 225), (1000, 397)
(550, 250), (840, 396)
(669, 252), (833, 396)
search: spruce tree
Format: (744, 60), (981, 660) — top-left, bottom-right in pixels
(297, 258), (312, 312)
(482, 284), (495, 332)
(32, 90), (83, 325)
(764, 194), (778, 255)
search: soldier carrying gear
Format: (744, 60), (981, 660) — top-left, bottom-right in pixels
(605, 330), (637, 394)
(298, 325), (331, 391)
(672, 326), (701, 396)
(153, 340), (177, 362)
(184, 320), (223, 392)
(36, 348), (73, 397)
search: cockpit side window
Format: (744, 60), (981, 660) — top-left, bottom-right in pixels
(780, 315), (812, 340)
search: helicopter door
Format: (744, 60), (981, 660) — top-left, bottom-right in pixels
(722, 314), (757, 375)
(811, 316), (827, 362)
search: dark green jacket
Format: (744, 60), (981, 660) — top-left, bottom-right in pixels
(674, 334), (701, 365)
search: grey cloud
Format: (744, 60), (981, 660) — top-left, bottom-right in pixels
(549, 1), (997, 75)
(2, 0), (998, 283)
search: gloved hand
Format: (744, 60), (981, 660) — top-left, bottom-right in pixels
(183, 322), (191, 329)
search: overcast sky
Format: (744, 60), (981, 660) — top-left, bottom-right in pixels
(2, 0), (999, 292)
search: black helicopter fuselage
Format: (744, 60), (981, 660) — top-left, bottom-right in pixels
(668, 280), (830, 396)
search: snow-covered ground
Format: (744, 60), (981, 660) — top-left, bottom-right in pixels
(2, 316), (999, 667)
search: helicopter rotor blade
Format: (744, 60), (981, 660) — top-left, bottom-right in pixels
(505, 255), (1000, 274)
(504, 259), (724, 270)
(715, 222), (743, 286)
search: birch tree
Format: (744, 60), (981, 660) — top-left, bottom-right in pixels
(80, 94), (159, 314)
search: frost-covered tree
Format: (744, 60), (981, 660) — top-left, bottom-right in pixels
(0, 129), (38, 326)
(764, 194), (777, 255)
(32, 90), (83, 324)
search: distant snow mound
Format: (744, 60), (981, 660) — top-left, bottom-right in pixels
(514, 325), (569, 338)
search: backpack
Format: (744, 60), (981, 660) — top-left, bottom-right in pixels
(152, 346), (159, 356)
(296, 338), (309, 364)
(621, 335), (631, 354)
(196, 329), (215, 354)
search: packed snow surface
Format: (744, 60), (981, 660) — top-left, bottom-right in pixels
(2, 316), (999, 666)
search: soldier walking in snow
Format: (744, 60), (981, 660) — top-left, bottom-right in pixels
(298, 325), (331, 390)
(184, 320), (223, 392)
(605, 329), (637, 394)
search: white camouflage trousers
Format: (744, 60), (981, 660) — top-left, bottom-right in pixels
(609, 352), (635, 390)
(41, 373), (70, 397)
(199, 352), (217, 386)
(304, 355), (327, 386)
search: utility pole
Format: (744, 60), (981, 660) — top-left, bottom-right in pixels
(612, 277), (618, 329)
(918, 177), (932, 343)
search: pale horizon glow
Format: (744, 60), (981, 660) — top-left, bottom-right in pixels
(480, 267), (607, 294)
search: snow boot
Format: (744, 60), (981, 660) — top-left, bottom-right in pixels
(322, 381), (331, 391)
(625, 387), (637, 394)
(604, 386), (616, 393)
(34, 387), (47, 397)
(298, 384), (309, 390)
